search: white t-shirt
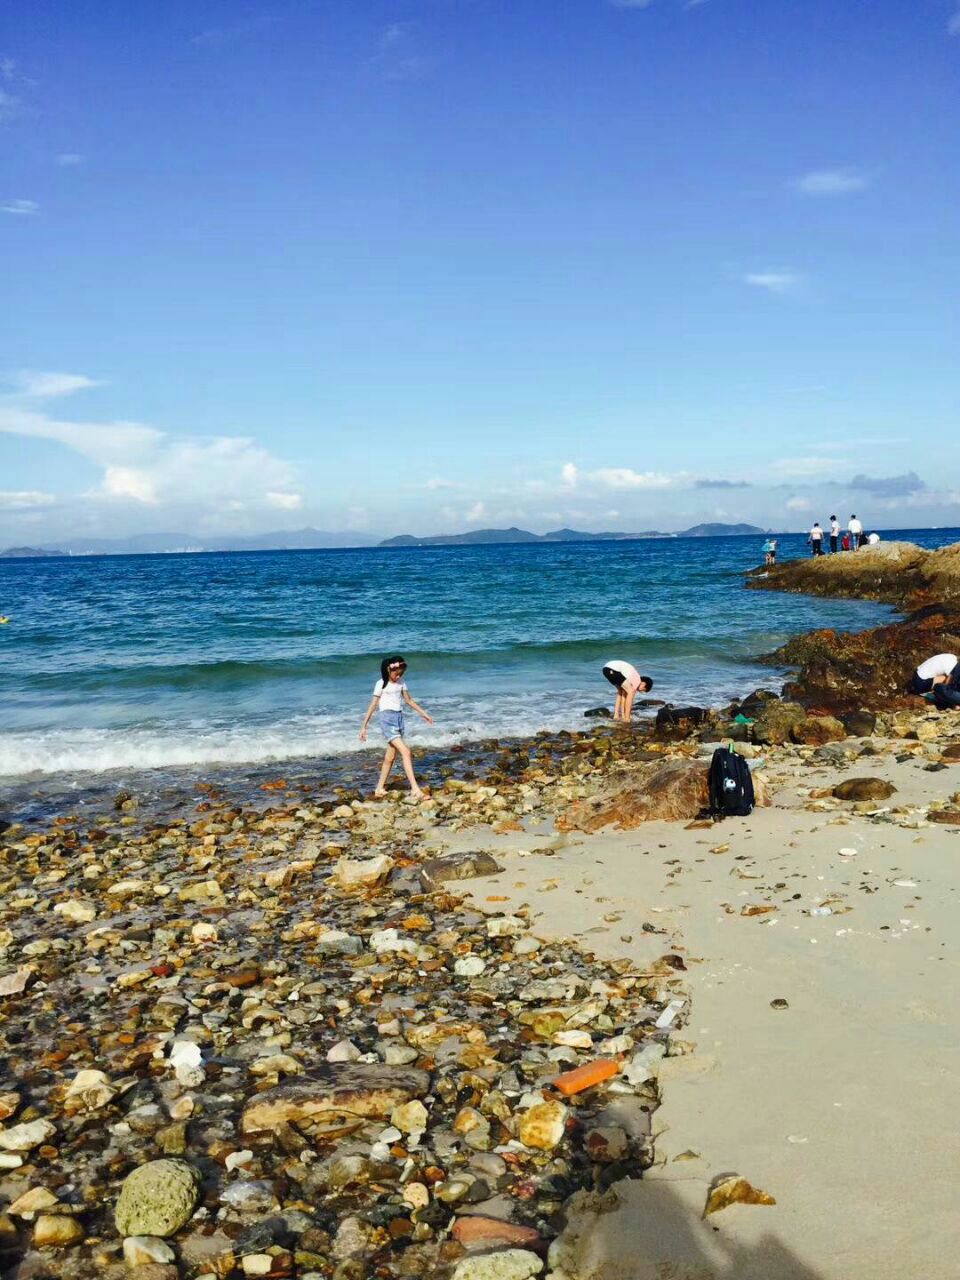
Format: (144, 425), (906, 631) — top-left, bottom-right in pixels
(830, 520), (840, 537)
(373, 678), (407, 712)
(916, 654), (957, 681)
(603, 660), (643, 691)
(809, 525), (823, 541)
(848, 518), (863, 535)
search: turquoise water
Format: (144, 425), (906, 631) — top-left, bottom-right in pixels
(1, 529), (945, 785)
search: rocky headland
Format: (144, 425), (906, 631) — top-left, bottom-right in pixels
(750, 542), (960, 713)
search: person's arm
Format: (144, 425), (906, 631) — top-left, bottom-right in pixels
(403, 688), (434, 724)
(359, 695), (380, 741)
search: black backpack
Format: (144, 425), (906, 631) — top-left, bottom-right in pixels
(708, 744), (755, 818)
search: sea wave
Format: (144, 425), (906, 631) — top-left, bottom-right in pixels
(2, 633), (753, 693)
(0, 705), (587, 778)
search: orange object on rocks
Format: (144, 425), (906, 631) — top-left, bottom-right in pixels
(451, 1217), (542, 1249)
(551, 1058), (620, 1096)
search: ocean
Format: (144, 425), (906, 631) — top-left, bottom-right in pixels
(0, 528), (950, 813)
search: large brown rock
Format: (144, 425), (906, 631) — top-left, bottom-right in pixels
(242, 1064), (430, 1133)
(752, 701), (806, 745)
(419, 851), (502, 891)
(791, 715), (846, 745)
(766, 604), (960, 715)
(832, 777), (896, 802)
(558, 759), (770, 832)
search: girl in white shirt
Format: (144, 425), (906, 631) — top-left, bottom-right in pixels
(359, 654), (434, 799)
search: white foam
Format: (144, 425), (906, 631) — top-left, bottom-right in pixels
(0, 702), (581, 779)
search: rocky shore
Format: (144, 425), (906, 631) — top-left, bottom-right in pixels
(3, 543), (960, 1278)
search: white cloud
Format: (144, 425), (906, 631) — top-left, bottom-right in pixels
(0, 199), (38, 216)
(422, 477), (463, 491)
(466, 501), (487, 523)
(0, 375), (301, 512)
(785, 496), (811, 511)
(792, 168), (868, 195)
(561, 462), (578, 489)
(7, 370), (100, 398)
(591, 468), (678, 490)
(743, 270), (801, 294)
(101, 466), (158, 505)
(0, 490), (55, 510)
(55, 153), (83, 166)
(265, 491), (303, 511)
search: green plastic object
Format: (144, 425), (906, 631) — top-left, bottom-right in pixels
(732, 713), (755, 725)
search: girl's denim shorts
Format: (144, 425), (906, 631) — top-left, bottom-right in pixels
(380, 710), (405, 742)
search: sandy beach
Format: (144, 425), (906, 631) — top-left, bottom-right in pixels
(430, 726), (960, 1278)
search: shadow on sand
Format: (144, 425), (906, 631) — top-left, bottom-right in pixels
(555, 1177), (827, 1280)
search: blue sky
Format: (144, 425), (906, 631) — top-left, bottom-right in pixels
(2, 0), (959, 542)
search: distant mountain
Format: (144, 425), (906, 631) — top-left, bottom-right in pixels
(24, 528), (377, 556)
(0, 546), (65, 558)
(379, 523), (765, 547)
(381, 527), (541, 548)
(682, 523), (764, 537)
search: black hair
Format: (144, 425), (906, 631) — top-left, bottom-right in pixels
(380, 655), (406, 686)
(830, 515), (836, 521)
(640, 675), (653, 692)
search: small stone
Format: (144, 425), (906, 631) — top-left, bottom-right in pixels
(177, 879), (224, 902)
(33, 1214), (85, 1248)
(452, 1218), (543, 1249)
(53, 899), (97, 924)
(391, 1099), (428, 1133)
(454, 956), (487, 977)
(451, 1249), (544, 1280)
(584, 1126), (629, 1162)
(518, 1100), (567, 1151)
(124, 1236), (177, 1266)
(114, 1159), (201, 1238)
(326, 1039), (362, 1063)
(486, 916), (525, 938)
(403, 1182), (430, 1211)
(65, 1068), (116, 1110)
(770, 998), (790, 1010)
(832, 777), (896, 802)
(241, 1255), (274, 1277)
(8, 1186), (59, 1219)
(315, 930), (362, 955)
(333, 854), (394, 890)
(0, 1118), (55, 1151)
(0, 967), (35, 998)
(220, 1180), (279, 1214)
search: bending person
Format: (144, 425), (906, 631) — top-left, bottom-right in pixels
(601, 660), (654, 722)
(908, 652), (958, 696)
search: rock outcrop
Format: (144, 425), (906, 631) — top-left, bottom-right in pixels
(558, 758), (770, 832)
(749, 541), (960, 609)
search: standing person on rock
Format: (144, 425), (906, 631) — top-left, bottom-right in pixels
(808, 522), (824, 556)
(848, 514), (864, 549)
(359, 655), (434, 800)
(829, 516), (840, 553)
(601, 661), (654, 722)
